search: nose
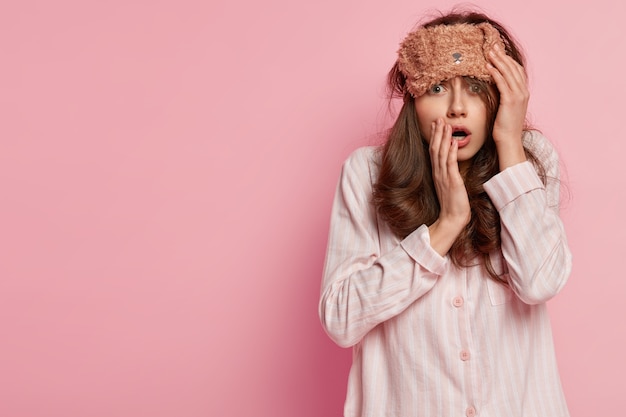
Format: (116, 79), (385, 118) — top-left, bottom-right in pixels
(447, 92), (467, 118)
(446, 79), (467, 118)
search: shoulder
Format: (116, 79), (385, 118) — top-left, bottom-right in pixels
(331, 146), (382, 211)
(522, 129), (560, 176)
(523, 130), (558, 162)
(340, 146), (381, 183)
(343, 146), (380, 167)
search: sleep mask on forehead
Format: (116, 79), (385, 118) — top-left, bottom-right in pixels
(397, 22), (505, 97)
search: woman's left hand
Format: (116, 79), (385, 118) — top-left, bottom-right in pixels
(486, 44), (528, 170)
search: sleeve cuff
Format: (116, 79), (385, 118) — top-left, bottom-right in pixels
(400, 224), (447, 275)
(483, 161), (544, 211)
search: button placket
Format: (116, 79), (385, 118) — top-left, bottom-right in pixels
(457, 271), (479, 417)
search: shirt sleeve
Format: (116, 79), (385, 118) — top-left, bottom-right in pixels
(319, 148), (447, 348)
(483, 131), (572, 304)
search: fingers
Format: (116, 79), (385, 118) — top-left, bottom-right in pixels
(486, 44), (529, 149)
(447, 133), (459, 173)
(430, 119), (461, 183)
(429, 119), (453, 175)
(443, 125), (459, 177)
(486, 45), (528, 100)
(487, 44), (525, 83)
(429, 119), (442, 163)
(428, 119), (470, 231)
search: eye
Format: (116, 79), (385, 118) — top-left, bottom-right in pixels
(429, 84), (445, 94)
(468, 83), (482, 94)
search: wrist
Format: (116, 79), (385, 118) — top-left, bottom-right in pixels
(494, 139), (526, 171)
(428, 217), (466, 256)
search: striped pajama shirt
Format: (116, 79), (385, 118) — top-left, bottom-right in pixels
(320, 130), (572, 417)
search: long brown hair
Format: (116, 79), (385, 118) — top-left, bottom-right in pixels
(372, 10), (545, 280)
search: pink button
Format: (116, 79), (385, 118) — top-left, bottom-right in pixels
(452, 296), (464, 307)
(460, 350), (470, 361)
(466, 406), (476, 417)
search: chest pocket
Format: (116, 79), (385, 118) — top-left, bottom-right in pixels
(486, 252), (514, 306)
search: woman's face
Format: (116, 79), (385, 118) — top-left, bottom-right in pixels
(414, 76), (489, 168)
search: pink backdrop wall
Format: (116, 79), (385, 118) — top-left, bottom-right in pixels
(1, 0), (623, 416)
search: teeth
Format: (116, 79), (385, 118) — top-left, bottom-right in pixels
(452, 131), (467, 137)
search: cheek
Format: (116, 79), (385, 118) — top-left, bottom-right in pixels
(414, 99), (445, 139)
(472, 100), (489, 122)
(414, 111), (434, 141)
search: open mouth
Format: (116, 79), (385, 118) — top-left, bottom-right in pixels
(451, 127), (469, 140)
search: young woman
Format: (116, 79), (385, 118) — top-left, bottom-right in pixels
(319, 10), (572, 417)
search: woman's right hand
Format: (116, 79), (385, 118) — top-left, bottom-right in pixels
(427, 118), (471, 256)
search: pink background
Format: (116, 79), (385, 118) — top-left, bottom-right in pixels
(0, 0), (623, 416)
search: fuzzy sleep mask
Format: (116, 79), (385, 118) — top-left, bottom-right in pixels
(397, 22), (506, 97)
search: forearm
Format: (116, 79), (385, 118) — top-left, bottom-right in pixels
(484, 160), (572, 304)
(495, 136), (527, 171)
(320, 225), (445, 347)
(499, 189), (571, 304)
